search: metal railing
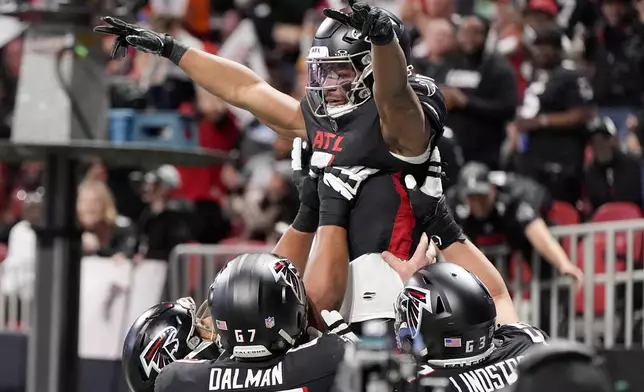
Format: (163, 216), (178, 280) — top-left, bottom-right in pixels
(483, 219), (644, 348)
(167, 243), (273, 301)
(0, 263), (33, 333)
(3, 219), (644, 347)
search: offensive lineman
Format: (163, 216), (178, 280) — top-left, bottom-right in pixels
(395, 263), (548, 392)
(93, 3), (514, 328)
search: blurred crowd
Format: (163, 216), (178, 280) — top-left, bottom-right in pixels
(1, 0), (644, 304)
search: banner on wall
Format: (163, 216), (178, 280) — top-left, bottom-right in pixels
(77, 256), (167, 360)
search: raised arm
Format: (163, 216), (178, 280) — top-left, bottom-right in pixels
(94, 17), (307, 140)
(178, 49), (306, 139)
(322, 3), (430, 156)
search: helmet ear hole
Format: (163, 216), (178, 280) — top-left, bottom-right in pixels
(435, 296), (446, 315)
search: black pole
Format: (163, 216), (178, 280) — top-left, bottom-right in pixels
(26, 153), (81, 392)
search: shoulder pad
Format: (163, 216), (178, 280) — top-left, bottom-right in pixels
(408, 73), (447, 140)
(503, 323), (548, 343)
(409, 74), (439, 97)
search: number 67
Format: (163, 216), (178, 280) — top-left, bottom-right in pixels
(234, 329), (256, 343)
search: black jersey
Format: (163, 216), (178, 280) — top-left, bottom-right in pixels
(416, 323), (547, 392)
(154, 334), (346, 392)
(301, 73), (446, 177)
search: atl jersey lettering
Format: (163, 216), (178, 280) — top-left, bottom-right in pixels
(301, 73), (446, 175)
(417, 323), (547, 392)
(154, 334), (346, 392)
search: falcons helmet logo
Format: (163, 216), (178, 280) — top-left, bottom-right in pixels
(139, 326), (180, 378)
(269, 257), (306, 305)
(396, 287), (433, 338)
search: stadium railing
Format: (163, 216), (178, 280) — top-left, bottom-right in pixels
(3, 219), (644, 350)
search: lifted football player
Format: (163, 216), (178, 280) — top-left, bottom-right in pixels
(95, 2), (511, 328)
(395, 263), (548, 392)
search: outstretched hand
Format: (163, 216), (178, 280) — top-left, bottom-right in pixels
(382, 233), (437, 283)
(94, 16), (169, 58)
(322, 0), (395, 45)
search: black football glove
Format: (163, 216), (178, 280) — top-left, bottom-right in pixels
(323, 0), (395, 46)
(404, 150), (465, 250)
(94, 16), (187, 65)
(291, 138), (320, 233)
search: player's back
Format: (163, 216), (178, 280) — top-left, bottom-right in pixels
(154, 334), (346, 392)
(417, 323), (547, 392)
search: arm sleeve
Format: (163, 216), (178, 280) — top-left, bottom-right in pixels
(462, 58), (518, 121)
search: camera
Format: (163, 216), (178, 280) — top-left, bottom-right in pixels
(333, 320), (449, 392)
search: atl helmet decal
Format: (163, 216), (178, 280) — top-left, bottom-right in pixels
(399, 287), (433, 338)
(139, 326), (180, 378)
(270, 258), (306, 305)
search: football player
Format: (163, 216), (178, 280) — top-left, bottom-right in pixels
(395, 263), (548, 392)
(122, 297), (220, 392)
(93, 2), (484, 327)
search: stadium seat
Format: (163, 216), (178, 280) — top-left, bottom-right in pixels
(548, 201), (580, 226)
(591, 202), (644, 264)
(591, 202), (644, 222)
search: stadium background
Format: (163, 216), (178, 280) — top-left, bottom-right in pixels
(1, 0), (644, 391)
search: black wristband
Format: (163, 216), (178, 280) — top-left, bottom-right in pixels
(162, 34), (189, 65)
(319, 198), (351, 229)
(292, 204), (319, 233)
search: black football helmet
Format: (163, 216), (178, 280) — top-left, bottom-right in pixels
(305, 8), (411, 119)
(208, 253), (308, 360)
(122, 297), (218, 392)
(394, 263), (497, 367)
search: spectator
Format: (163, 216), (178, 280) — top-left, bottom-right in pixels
(585, 116), (643, 212)
(223, 137), (298, 241)
(76, 180), (135, 259)
(82, 158), (144, 222)
(132, 0), (218, 114)
(446, 162), (582, 335)
(435, 15), (519, 169)
(135, 165), (193, 262)
(589, 0), (644, 140)
(0, 190), (42, 309)
(510, 23), (594, 204)
(411, 18), (457, 78)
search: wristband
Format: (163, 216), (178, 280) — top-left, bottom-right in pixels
(162, 35), (189, 65)
(318, 198), (351, 229)
(292, 204), (319, 233)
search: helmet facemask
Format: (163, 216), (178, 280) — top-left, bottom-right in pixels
(305, 48), (373, 119)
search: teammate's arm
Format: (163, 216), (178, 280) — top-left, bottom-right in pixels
(95, 17), (307, 140)
(272, 229), (315, 275)
(273, 138), (320, 274)
(404, 172), (520, 325)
